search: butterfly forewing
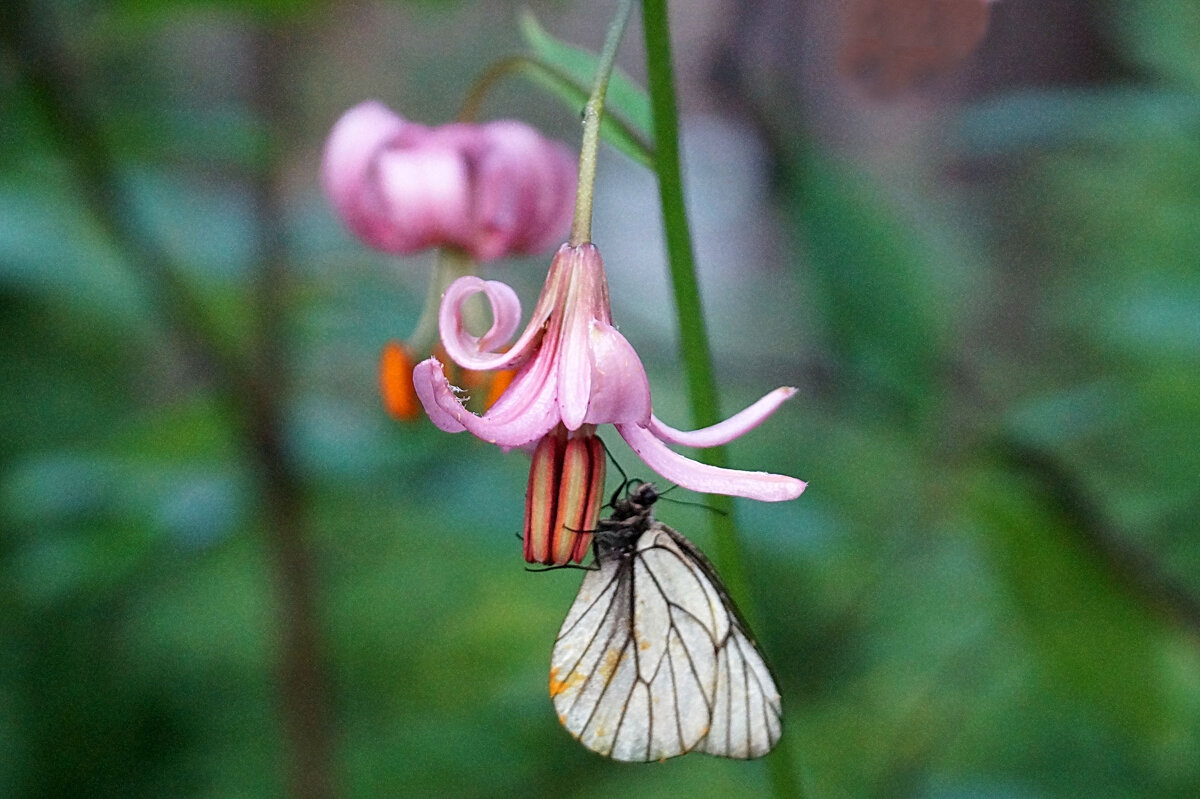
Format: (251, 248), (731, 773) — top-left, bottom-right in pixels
(550, 560), (625, 735)
(550, 488), (782, 762)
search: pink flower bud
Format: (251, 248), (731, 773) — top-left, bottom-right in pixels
(524, 425), (606, 565)
(321, 101), (577, 260)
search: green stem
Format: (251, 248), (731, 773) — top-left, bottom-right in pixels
(640, 2), (723, 438)
(641, 2), (804, 797)
(408, 249), (478, 353)
(569, 0), (635, 246)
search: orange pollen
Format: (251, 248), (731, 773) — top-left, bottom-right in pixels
(483, 368), (516, 411)
(379, 340), (421, 421)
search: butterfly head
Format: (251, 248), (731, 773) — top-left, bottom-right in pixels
(607, 480), (660, 522)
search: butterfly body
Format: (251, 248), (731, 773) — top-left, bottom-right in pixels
(550, 483), (783, 761)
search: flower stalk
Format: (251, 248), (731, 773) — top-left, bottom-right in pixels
(569, 0), (635, 246)
(643, 1), (805, 795)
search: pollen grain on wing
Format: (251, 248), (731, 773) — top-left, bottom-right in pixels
(597, 646), (623, 681)
(549, 666), (584, 698)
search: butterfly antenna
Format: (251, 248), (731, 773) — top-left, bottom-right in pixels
(600, 436), (647, 510)
(656, 484), (728, 516)
(598, 435), (628, 486)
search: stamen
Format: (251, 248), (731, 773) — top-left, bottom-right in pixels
(379, 340), (421, 421)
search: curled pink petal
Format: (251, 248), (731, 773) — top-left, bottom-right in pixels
(417, 354), (559, 449)
(412, 359), (468, 434)
(462, 333), (565, 446)
(321, 101), (412, 248)
(321, 101), (404, 212)
(616, 422), (806, 502)
(518, 144), (578, 255)
(647, 387), (797, 448)
(438, 277), (534, 371)
(372, 146), (470, 252)
(471, 122), (579, 260)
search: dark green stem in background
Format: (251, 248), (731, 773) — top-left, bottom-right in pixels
(641, 2), (804, 796)
(248, 26), (338, 799)
(3, 5), (337, 798)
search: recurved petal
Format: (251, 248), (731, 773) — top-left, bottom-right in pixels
(470, 122), (542, 260)
(414, 354), (560, 449)
(646, 387), (797, 448)
(555, 277), (594, 431)
(373, 145), (471, 252)
(518, 142), (578, 255)
(438, 277), (533, 372)
(462, 348), (562, 448)
(616, 422), (806, 502)
(476, 122), (577, 257)
(412, 359), (468, 434)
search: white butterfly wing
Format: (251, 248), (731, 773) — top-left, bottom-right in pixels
(698, 618), (784, 758)
(550, 524), (782, 761)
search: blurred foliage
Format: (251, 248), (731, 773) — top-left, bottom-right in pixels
(514, 10), (653, 167)
(1, 1), (1199, 798)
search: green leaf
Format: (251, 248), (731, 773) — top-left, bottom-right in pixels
(968, 466), (1188, 742)
(1109, 0), (1200, 91)
(517, 10), (653, 167)
(783, 149), (954, 422)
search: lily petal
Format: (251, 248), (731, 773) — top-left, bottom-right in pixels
(582, 321), (652, 426)
(375, 145), (471, 251)
(322, 103), (575, 261)
(616, 422), (806, 502)
(647, 387), (797, 448)
(439, 277), (538, 372)
(321, 101), (414, 250)
(415, 355), (559, 448)
(412, 359), (467, 433)
(556, 264), (594, 431)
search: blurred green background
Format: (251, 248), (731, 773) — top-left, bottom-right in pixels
(2, 0), (1198, 797)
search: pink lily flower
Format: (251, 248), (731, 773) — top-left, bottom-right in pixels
(321, 100), (577, 261)
(413, 242), (805, 563)
(321, 101), (576, 423)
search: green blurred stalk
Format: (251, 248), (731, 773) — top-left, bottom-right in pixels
(641, 1), (805, 796)
(3, 6), (336, 797)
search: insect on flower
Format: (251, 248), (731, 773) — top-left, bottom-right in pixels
(549, 482), (782, 761)
(414, 242), (806, 566)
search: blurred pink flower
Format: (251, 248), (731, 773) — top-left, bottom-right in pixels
(414, 243), (806, 505)
(321, 101), (577, 261)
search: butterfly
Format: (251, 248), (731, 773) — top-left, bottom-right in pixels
(549, 481), (782, 761)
